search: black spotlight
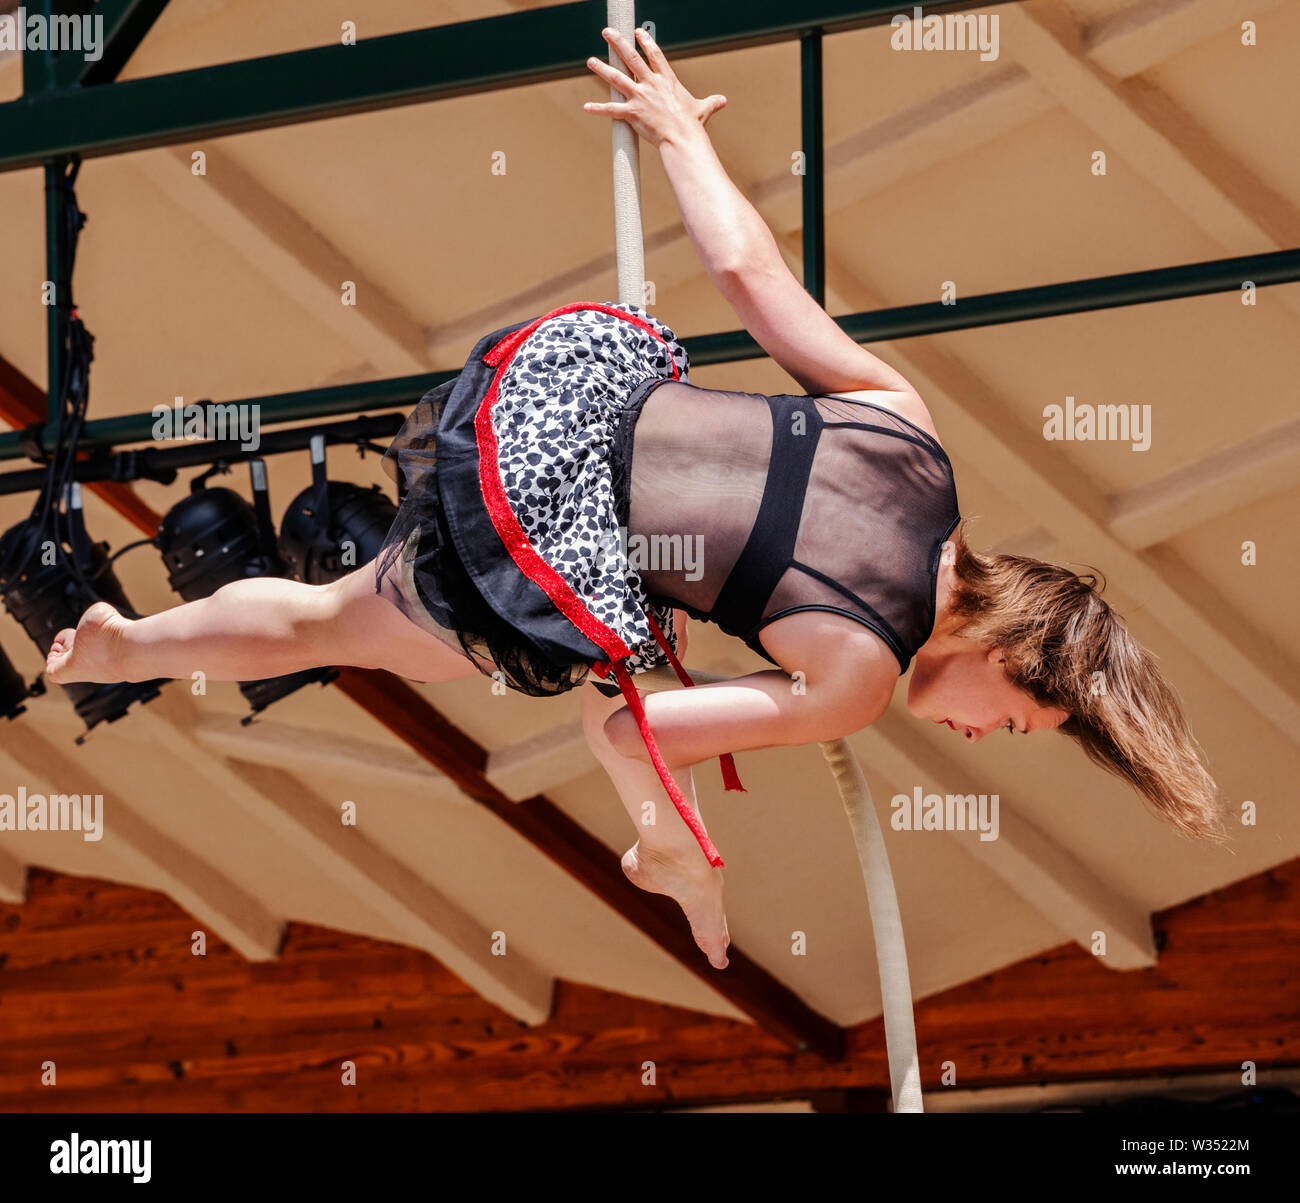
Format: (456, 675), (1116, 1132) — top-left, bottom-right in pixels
(0, 485), (166, 738)
(278, 434), (398, 585)
(155, 460), (337, 722)
(0, 643), (44, 721)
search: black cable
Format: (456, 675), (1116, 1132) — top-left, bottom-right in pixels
(87, 536), (156, 581)
(0, 156), (94, 596)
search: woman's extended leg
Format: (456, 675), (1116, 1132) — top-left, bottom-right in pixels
(46, 563), (482, 686)
(580, 678), (729, 969)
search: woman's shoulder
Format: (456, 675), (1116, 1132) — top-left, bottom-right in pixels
(823, 387), (943, 449)
(758, 611), (900, 721)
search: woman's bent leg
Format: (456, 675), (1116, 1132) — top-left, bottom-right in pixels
(581, 679), (730, 969)
(46, 563), (481, 687)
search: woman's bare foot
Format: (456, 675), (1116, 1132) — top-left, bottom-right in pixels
(46, 601), (131, 685)
(622, 841), (730, 969)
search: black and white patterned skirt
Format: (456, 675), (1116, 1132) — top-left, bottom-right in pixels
(374, 301), (689, 697)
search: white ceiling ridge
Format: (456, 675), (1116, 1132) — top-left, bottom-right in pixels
(0, 735), (283, 960)
(128, 144), (434, 375)
(132, 694), (556, 1024)
(193, 711), (466, 803)
(863, 710), (1158, 970)
(1108, 413), (1300, 548)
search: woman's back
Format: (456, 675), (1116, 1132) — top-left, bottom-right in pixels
(617, 379), (962, 673)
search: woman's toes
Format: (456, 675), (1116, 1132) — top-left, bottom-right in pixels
(46, 629), (76, 682)
(45, 602), (127, 685)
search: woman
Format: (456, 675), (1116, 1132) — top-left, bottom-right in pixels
(45, 27), (1220, 971)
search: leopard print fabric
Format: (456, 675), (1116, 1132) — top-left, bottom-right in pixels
(488, 302), (689, 676)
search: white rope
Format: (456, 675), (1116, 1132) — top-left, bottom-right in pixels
(605, 2), (922, 1113)
(818, 738), (924, 1112)
(607, 0), (645, 308)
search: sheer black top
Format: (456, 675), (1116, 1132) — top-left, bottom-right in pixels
(611, 377), (962, 673)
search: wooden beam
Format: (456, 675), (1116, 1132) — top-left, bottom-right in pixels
(332, 666), (846, 1058)
(864, 711), (1156, 969)
(0, 732), (282, 959)
(485, 718), (588, 801)
(1083, 0), (1285, 79)
(1108, 415), (1300, 549)
(193, 713), (465, 801)
(0, 354), (162, 533)
(129, 697), (557, 1026)
(0, 843), (25, 903)
(129, 147), (434, 375)
(92, 801), (285, 962)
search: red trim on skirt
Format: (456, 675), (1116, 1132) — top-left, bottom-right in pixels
(473, 303), (736, 868)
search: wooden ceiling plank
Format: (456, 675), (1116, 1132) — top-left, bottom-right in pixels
(0, 842), (25, 903)
(194, 712), (465, 801)
(1108, 415), (1300, 548)
(2, 858), (1295, 1111)
(0, 355), (162, 532)
(0, 736), (282, 960)
(130, 698), (557, 1025)
(128, 146), (433, 376)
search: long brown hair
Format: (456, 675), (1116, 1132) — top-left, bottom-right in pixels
(947, 522), (1224, 840)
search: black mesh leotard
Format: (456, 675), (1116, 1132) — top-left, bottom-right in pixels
(610, 377), (962, 673)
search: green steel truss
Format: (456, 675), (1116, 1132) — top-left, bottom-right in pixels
(1, 0), (1296, 481)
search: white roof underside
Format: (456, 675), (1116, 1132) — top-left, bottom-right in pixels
(1, 0), (1298, 1028)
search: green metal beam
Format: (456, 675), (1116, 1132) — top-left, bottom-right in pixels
(20, 0), (59, 95)
(687, 247), (1300, 364)
(0, 0), (1018, 172)
(800, 31), (826, 307)
(43, 159), (72, 430)
(3, 247), (1294, 464)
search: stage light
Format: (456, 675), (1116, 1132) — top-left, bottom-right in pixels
(0, 485), (165, 739)
(155, 460), (336, 721)
(278, 435), (397, 585)
(0, 642), (43, 721)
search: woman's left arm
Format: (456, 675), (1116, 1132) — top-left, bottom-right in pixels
(603, 618), (898, 767)
(585, 26), (915, 398)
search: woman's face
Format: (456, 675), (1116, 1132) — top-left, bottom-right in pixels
(907, 640), (1069, 742)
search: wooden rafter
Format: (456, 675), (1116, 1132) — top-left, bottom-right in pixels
(0, 355), (162, 534)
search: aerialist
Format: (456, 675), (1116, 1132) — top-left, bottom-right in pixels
(45, 27), (1220, 971)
